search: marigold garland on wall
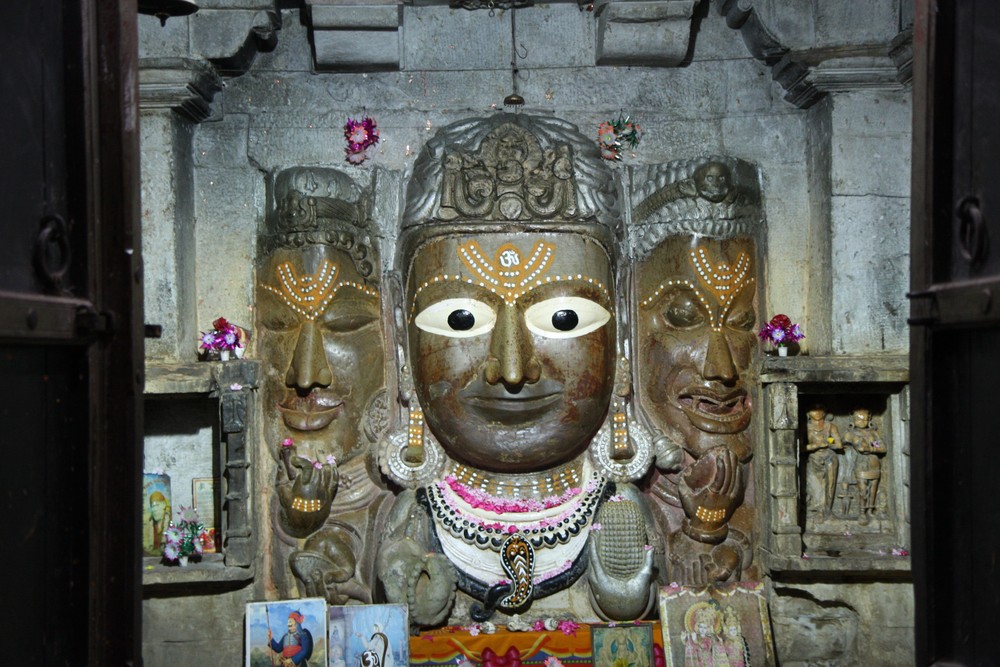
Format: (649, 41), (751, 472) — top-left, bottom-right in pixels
(598, 114), (642, 161)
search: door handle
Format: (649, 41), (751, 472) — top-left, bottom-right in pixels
(957, 196), (989, 266)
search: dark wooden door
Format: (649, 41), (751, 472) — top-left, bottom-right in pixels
(0, 0), (142, 663)
(911, 1), (1000, 664)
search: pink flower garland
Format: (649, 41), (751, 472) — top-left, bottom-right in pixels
(443, 475), (593, 513)
(344, 116), (380, 165)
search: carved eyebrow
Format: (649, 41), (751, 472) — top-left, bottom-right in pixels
(260, 260), (379, 321)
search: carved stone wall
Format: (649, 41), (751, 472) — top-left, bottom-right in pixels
(138, 2), (914, 665)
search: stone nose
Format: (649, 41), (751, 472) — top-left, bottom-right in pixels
(702, 329), (738, 384)
(285, 319), (333, 389)
(484, 303), (541, 388)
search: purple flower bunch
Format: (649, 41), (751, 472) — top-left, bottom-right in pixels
(199, 316), (242, 352)
(344, 116), (380, 165)
(758, 313), (804, 347)
(162, 506), (209, 562)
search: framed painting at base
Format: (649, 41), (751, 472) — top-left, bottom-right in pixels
(328, 603), (409, 667)
(659, 581), (775, 667)
(591, 621), (655, 667)
(245, 597), (327, 667)
(142, 472), (171, 557)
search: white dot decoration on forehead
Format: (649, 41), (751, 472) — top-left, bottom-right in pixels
(261, 260), (379, 321)
(640, 246), (754, 332)
(459, 240), (555, 304)
(409, 239), (610, 317)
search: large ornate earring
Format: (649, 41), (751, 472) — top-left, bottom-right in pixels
(377, 362), (445, 488)
(591, 357), (654, 482)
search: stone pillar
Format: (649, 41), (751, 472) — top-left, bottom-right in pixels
(767, 382), (801, 555)
(826, 87), (911, 354)
(139, 59), (222, 363)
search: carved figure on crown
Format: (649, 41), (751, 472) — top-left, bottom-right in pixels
(376, 114), (663, 629)
(629, 156), (764, 585)
(256, 166), (392, 605)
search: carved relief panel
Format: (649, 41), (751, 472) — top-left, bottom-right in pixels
(798, 395), (900, 556)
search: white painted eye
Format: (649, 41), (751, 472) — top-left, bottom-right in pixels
(414, 298), (496, 338)
(524, 297), (611, 339)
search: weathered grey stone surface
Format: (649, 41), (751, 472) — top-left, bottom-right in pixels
(141, 112), (197, 363)
(772, 582), (914, 667)
(142, 586), (254, 667)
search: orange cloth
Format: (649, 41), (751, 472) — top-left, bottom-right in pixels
(409, 622), (663, 666)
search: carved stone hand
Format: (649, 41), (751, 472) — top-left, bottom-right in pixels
(276, 454), (339, 538)
(678, 446), (745, 544)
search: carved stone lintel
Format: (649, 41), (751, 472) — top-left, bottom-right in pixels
(139, 57), (223, 123)
(594, 0), (700, 67)
(718, 0), (912, 109)
(306, 0), (403, 71)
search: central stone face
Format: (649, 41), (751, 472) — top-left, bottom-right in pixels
(405, 232), (616, 472)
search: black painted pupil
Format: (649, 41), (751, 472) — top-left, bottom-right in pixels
(447, 309), (475, 331)
(552, 309), (579, 331)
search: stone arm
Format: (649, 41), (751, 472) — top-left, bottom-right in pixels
(806, 422), (842, 452)
(376, 490), (457, 627)
(587, 483), (659, 621)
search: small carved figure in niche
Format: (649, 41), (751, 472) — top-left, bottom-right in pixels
(842, 408), (886, 525)
(257, 166), (391, 605)
(804, 406), (843, 519)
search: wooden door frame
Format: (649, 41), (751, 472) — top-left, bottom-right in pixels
(83, 0), (142, 662)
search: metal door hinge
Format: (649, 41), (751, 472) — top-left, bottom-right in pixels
(75, 305), (115, 336)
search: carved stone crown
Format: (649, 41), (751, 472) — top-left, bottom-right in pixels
(628, 155), (765, 259)
(266, 166), (370, 236)
(260, 166), (377, 279)
(402, 114), (619, 231)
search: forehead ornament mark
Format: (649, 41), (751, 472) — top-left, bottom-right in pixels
(409, 239), (611, 318)
(459, 240), (556, 305)
(640, 246), (754, 332)
(262, 260), (378, 321)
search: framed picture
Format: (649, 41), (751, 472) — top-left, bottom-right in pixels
(591, 621), (655, 667)
(245, 597), (327, 667)
(191, 477), (219, 552)
(659, 581), (775, 667)
(142, 472), (171, 557)
(328, 603), (409, 667)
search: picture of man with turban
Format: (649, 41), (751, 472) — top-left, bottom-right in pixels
(268, 611), (314, 666)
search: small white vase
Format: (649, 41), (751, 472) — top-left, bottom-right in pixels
(219, 349), (230, 362)
(777, 346), (789, 357)
(178, 555), (189, 567)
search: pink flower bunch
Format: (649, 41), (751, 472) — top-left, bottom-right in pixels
(437, 483), (585, 535)
(344, 116), (380, 165)
(162, 505), (209, 562)
(443, 476), (582, 514)
(556, 619), (580, 636)
(758, 313), (804, 348)
(598, 114), (642, 161)
(199, 316), (242, 352)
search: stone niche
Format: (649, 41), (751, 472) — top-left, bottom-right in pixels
(759, 354), (910, 572)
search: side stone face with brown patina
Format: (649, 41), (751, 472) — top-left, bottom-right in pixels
(631, 157), (764, 585)
(257, 167), (391, 605)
